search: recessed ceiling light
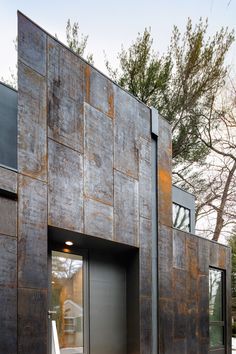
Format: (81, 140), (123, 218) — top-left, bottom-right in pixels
(65, 241), (73, 246)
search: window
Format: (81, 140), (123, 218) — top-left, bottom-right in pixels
(172, 203), (190, 232)
(209, 268), (225, 349)
(51, 251), (86, 353)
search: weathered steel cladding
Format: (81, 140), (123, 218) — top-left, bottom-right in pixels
(114, 170), (139, 246)
(48, 37), (85, 153)
(18, 288), (47, 354)
(84, 103), (113, 205)
(18, 175), (47, 289)
(84, 198), (113, 240)
(18, 63), (47, 182)
(48, 139), (84, 233)
(18, 13), (46, 76)
(157, 113), (231, 354)
(161, 230), (231, 354)
(0, 197), (17, 237)
(15, 12), (232, 354)
(0, 287), (17, 354)
(0, 167), (17, 194)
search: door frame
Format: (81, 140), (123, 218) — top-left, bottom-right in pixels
(48, 241), (90, 354)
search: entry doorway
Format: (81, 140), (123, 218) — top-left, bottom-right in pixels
(49, 249), (88, 354)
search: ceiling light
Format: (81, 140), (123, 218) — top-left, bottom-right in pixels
(65, 241), (73, 246)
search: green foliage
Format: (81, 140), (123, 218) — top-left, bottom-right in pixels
(106, 18), (234, 164)
(66, 19), (94, 64)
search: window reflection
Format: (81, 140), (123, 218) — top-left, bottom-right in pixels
(209, 268), (224, 349)
(52, 251), (84, 354)
(172, 203), (190, 232)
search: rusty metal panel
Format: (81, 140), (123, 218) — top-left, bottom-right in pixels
(174, 301), (187, 339)
(137, 102), (151, 142)
(159, 299), (173, 354)
(0, 287), (17, 354)
(173, 230), (186, 270)
(18, 63), (47, 182)
(18, 12), (46, 76)
(18, 288), (47, 354)
(173, 339), (187, 354)
(198, 338), (209, 354)
(84, 103), (113, 205)
(198, 237), (210, 274)
(173, 268), (187, 302)
(159, 224), (173, 299)
(139, 138), (152, 219)
(0, 235), (17, 287)
(48, 139), (84, 233)
(18, 175), (47, 289)
(198, 275), (209, 339)
(186, 302), (198, 354)
(0, 197), (17, 237)
(0, 167), (17, 194)
(210, 242), (220, 268)
(114, 87), (139, 179)
(84, 198), (113, 240)
(114, 170), (138, 246)
(48, 37), (85, 153)
(88, 68), (114, 118)
(158, 116), (172, 227)
(186, 237), (198, 301)
(139, 217), (152, 297)
(140, 296), (152, 354)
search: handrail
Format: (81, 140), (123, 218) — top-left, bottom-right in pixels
(52, 320), (60, 354)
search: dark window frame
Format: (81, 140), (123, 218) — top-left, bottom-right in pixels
(172, 202), (191, 232)
(209, 267), (226, 352)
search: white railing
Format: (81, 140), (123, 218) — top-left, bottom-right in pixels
(52, 320), (60, 354)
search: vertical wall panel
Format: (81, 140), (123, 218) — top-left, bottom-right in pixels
(48, 37), (85, 153)
(18, 12), (46, 76)
(48, 139), (84, 233)
(114, 88), (139, 180)
(18, 175), (47, 289)
(18, 288), (47, 354)
(18, 63), (47, 182)
(84, 103), (113, 205)
(114, 170), (139, 246)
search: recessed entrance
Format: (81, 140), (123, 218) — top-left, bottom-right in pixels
(48, 227), (139, 354)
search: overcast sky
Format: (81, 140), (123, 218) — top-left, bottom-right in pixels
(0, 0), (236, 81)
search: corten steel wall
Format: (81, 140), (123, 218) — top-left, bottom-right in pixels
(157, 115), (231, 354)
(17, 12), (152, 354)
(0, 11), (231, 354)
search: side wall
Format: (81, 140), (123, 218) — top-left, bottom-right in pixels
(157, 116), (231, 354)
(0, 167), (17, 354)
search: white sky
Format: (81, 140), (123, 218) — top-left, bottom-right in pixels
(0, 0), (236, 81)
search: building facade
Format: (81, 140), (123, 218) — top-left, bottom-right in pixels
(0, 12), (231, 354)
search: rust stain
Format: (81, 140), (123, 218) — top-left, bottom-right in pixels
(107, 91), (114, 118)
(219, 247), (226, 269)
(85, 65), (91, 103)
(159, 168), (172, 191)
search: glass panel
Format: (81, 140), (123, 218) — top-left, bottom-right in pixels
(51, 251), (84, 354)
(209, 269), (223, 321)
(172, 203), (190, 232)
(209, 325), (224, 348)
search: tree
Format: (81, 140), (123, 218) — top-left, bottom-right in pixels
(106, 18), (235, 241)
(107, 18), (234, 164)
(66, 19), (94, 64)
